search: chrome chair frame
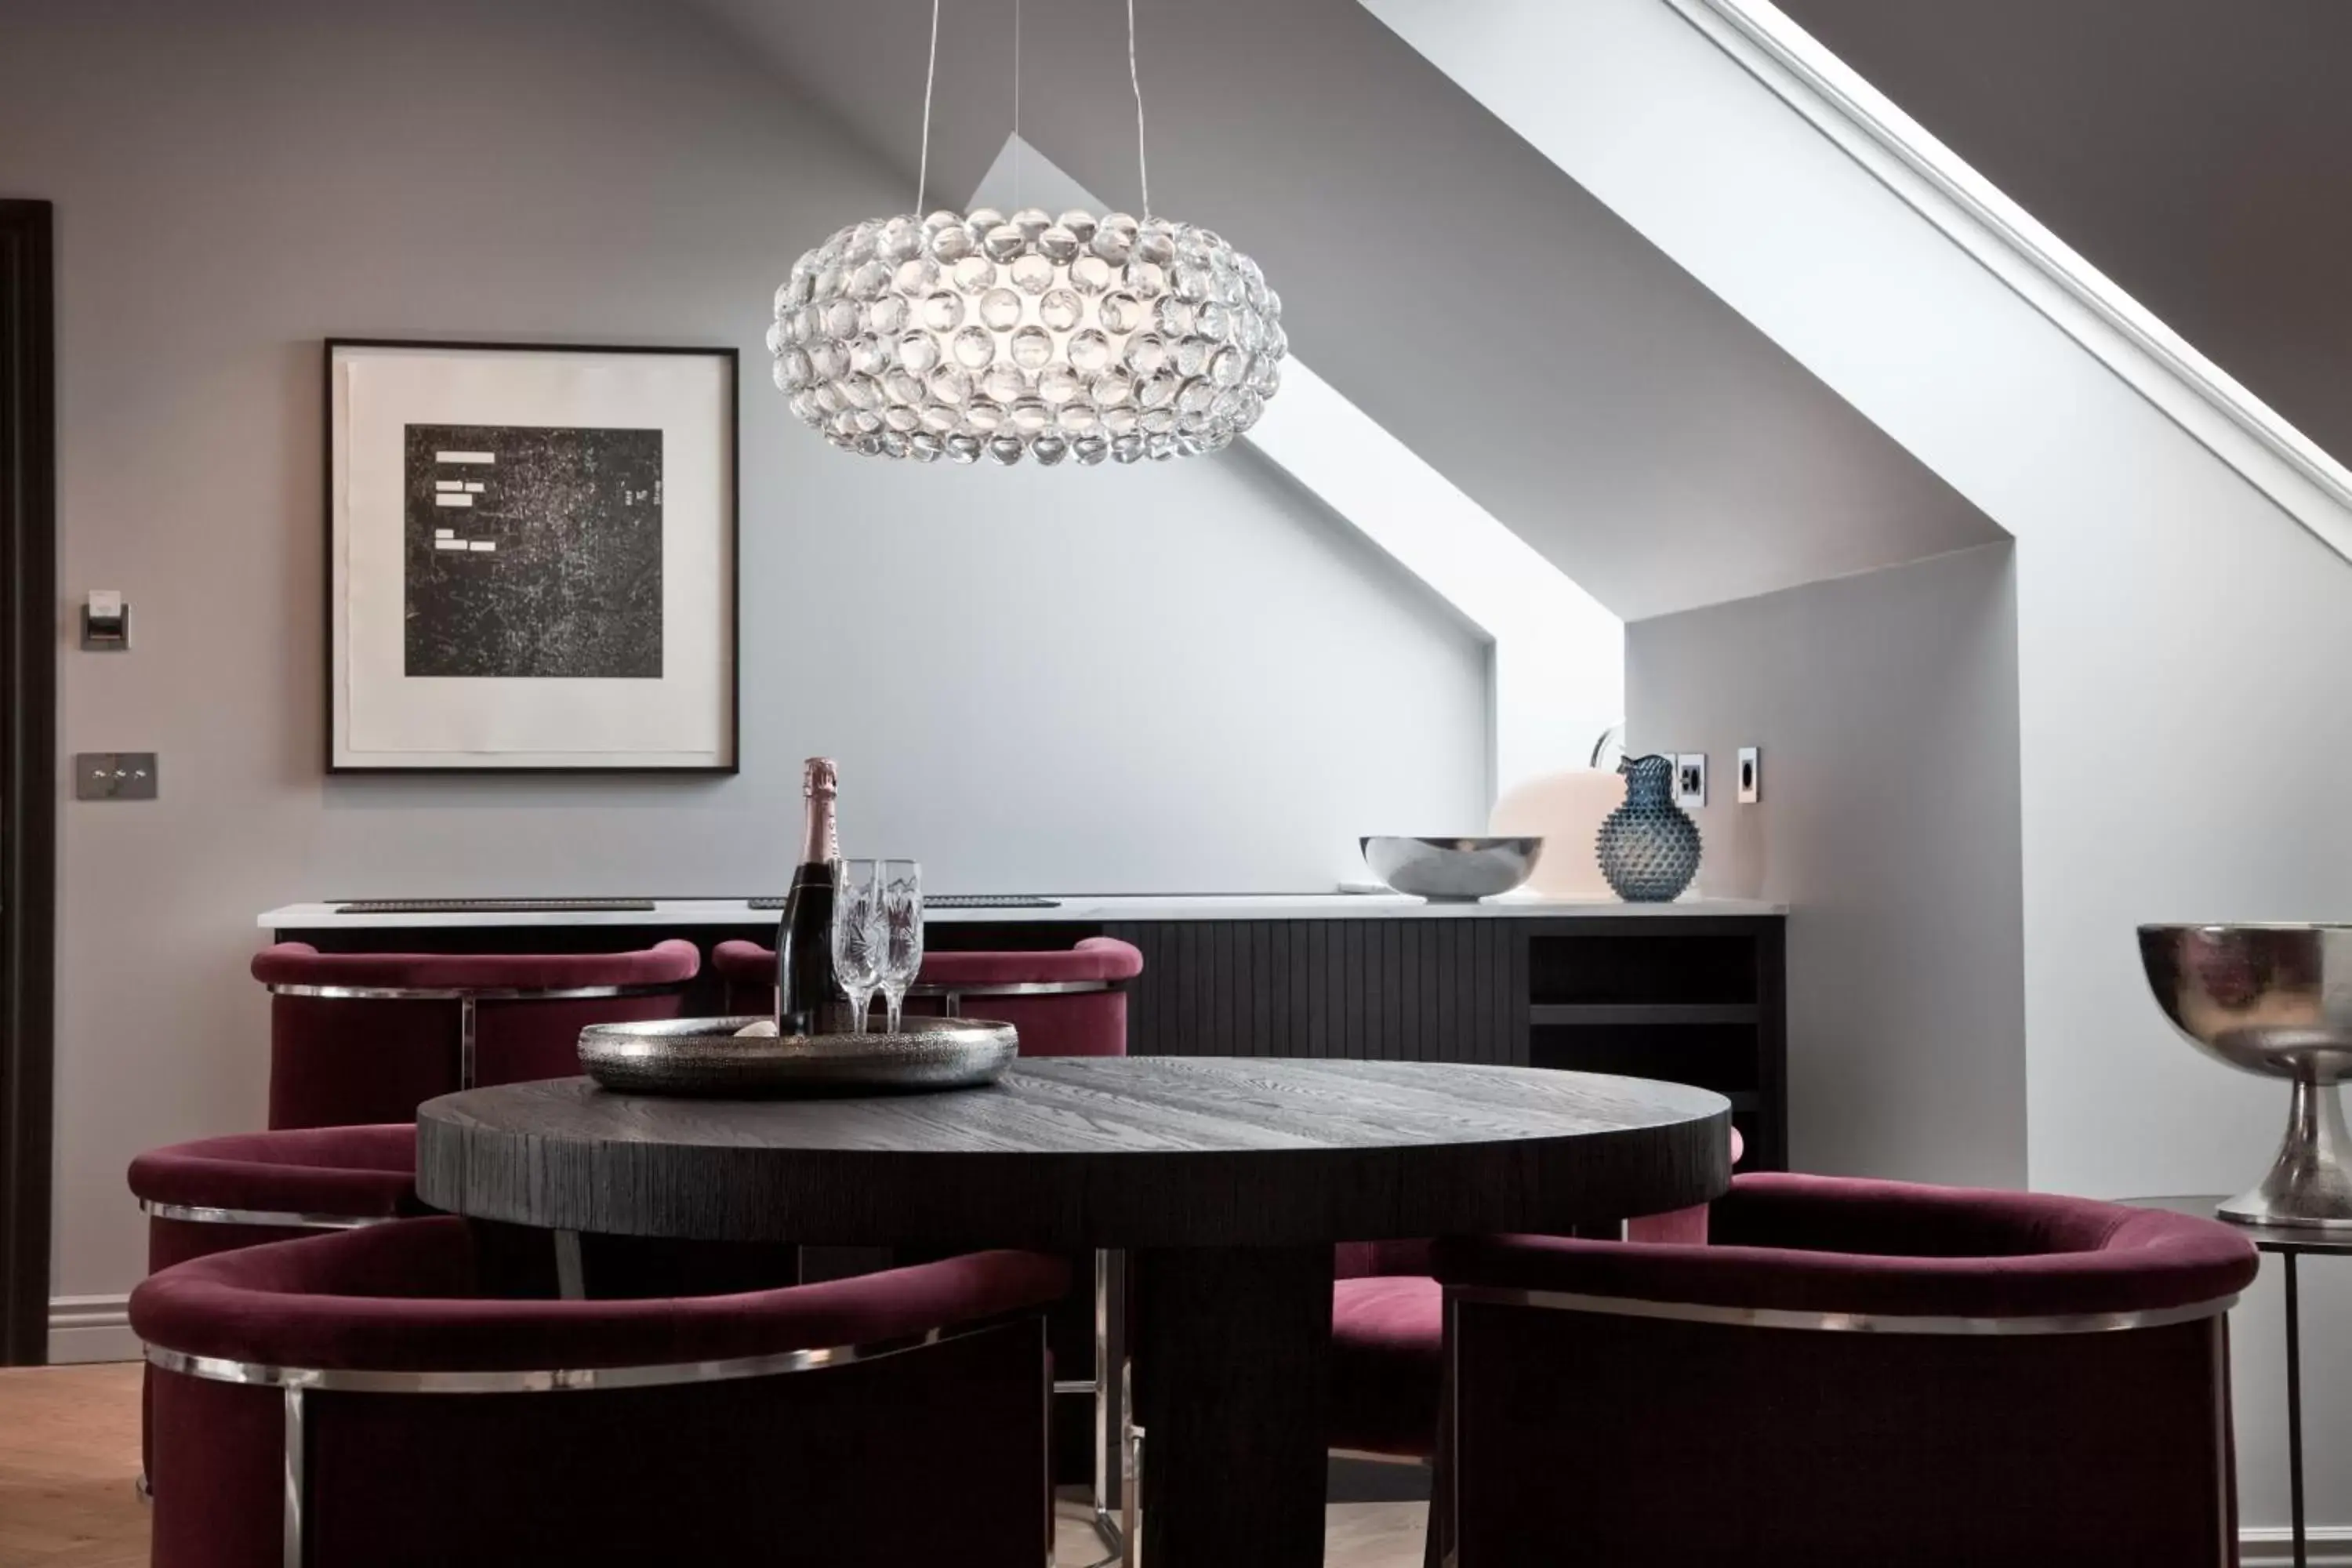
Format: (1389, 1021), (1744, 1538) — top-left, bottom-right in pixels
(132, 1200), (400, 1506)
(1445, 1285), (2241, 1337)
(264, 979), (685, 1091)
(1119, 1363), (1144, 1568)
(927, 978), (1120, 1015)
(1082, 1250), (1131, 1568)
(136, 1200), (393, 1232)
(146, 1316), (1053, 1568)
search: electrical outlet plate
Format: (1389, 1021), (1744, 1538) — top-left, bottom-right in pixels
(80, 592), (130, 651)
(1674, 753), (1707, 810)
(74, 752), (158, 800)
(1737, 746), (1761, 804)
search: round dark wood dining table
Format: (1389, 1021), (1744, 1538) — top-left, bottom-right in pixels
(416, 1056), (1730, 1568)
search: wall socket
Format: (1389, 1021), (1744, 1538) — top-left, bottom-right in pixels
(79, 591), (131, 651)
(75, 752), (158, 800)
(1737, 746), (1761, 804)
(1674, 753), (1707, 809)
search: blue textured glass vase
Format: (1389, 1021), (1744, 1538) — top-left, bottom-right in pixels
(1596, 754), (1702, 902)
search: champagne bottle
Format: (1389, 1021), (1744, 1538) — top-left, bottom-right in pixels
(775, 757), (842, 1036)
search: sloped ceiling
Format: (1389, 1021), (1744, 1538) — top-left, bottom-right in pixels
(691, 0), (2001, 621)
(1777, 0), (2352, 479)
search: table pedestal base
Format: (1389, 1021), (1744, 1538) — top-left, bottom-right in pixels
(1136, 1245), (1334, 1568)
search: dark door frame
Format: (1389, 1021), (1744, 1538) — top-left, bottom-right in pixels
(0, 200), (56, 1365)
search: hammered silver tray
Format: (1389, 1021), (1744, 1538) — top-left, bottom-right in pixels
(576, 1015), (1019, 1098)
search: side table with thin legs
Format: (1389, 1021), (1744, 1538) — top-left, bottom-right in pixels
(2125, 1196), (2350, 1568)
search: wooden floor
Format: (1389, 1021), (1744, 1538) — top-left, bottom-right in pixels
(0, 1363), (1426, 1566)
(0, 1366), (144, 1568)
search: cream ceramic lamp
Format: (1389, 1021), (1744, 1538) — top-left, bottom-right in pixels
(1489, 733), (1625, 899)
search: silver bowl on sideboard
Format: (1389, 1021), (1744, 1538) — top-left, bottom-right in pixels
(2139, 923), (2352, 1229)
(1360, 837), (1544, 903)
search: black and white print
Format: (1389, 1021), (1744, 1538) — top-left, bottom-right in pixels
(403, 423), (664, 679)
(328, 339), (735, 772)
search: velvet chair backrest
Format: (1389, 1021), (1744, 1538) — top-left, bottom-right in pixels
(129, 1123), (423, 1272)
(253, 942), (699, 1128)
(1442, 1173), (2257, 1320)
(133, 1220), (1065, 1568)
(713, 937), (1142, 1058)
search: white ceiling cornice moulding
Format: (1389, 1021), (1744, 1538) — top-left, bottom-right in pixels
(1671, 0), (2352, 564)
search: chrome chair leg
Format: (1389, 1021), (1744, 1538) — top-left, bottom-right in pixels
(1065, 1248), (1127, 1568)
(1122, 1413), (1143, 1568)
(553, 1229), (586, 1301)
(1117, 1250), (1142, 1568)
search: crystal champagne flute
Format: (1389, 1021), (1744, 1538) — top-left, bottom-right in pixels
(876, 859), (924, 1035)
(829, 858), (882, 1035)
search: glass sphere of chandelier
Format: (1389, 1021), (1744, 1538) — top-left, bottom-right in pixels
(768, 1), (1286, 466)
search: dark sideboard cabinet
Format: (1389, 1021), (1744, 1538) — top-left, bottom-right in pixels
(275, 908), (1788, 1171)
(1102, 915), (1786, 1171)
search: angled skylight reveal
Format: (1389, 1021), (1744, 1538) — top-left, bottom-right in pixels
(971, 135), (1625, 793)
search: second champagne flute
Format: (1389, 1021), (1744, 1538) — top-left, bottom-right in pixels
(829, 858), (882, 1035)
(876, 859), (924, 1034)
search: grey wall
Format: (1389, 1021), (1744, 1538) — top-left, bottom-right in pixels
(1777, 0), (2352, 474)
(1628, 543), (2026, 1186)
(0, 0), (1490, 1305)
(1393, 0), (2352, 1527)
(691, 0), (2002, 620)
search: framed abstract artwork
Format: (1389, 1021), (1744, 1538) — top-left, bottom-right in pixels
(324, 339), (738, 772)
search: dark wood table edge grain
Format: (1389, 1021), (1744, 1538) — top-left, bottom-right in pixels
(415, 1058), (1734, 1250)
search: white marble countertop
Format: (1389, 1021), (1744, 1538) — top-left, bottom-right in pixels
(260, 892), (1786, 931)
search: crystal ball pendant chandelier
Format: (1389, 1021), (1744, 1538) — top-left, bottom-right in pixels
(768, 0), (1286, 466)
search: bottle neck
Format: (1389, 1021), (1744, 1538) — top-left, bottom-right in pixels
(800, 792), (839, 867)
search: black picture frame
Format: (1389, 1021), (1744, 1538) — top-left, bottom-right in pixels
(0, 198), (57, 1364)
(323, 338), (740, 775)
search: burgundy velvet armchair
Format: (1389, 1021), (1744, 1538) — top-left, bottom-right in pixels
(1431, 1174), (2259, 1568)
(130, 1123), (423, 1272)
(253, 940), (700, 1128)
(132, 1218), (1067, 1568)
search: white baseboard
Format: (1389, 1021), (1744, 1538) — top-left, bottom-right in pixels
(2241, 1526), (2352, 1566)
(47, 1294), (138, 1365)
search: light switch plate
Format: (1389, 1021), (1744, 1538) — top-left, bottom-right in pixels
(74, 752), (158, 800)
(1674, 753), (1707, 809)
(1737, 746), (1761, 804)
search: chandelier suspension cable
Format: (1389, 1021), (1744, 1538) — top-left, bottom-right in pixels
(1013, 0), (1022, 209)
(1127, 0), (1151, 217)
(914, 0), (942, 214)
